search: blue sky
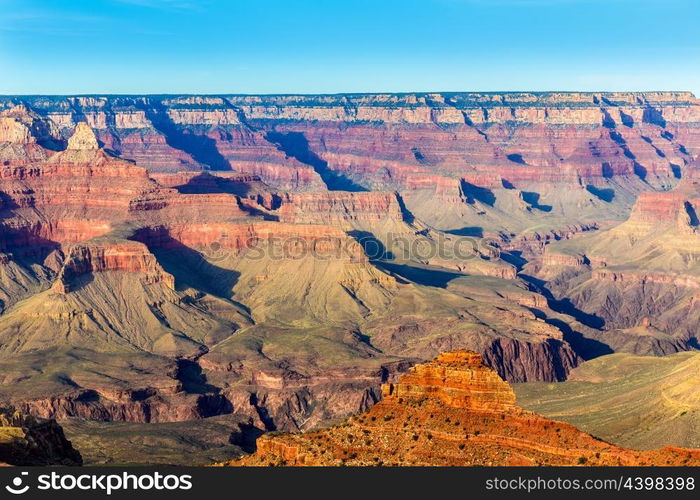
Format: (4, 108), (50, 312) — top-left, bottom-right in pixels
(1, 0), (699, 95)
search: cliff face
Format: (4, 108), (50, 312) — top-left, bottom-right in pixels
(2, 92), (696, 190)
(52, 241), (175, 293)
(0, 407), (82, 465)
(529, 175), (700, 352)
(1, 92), (697, 238)
(224, 351), (700, 466)
(275, 191), (405, 226)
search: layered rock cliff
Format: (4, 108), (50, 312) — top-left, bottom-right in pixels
(223, 351), (700, 466)
(529, 175), (700, 353)
(1, 92), (697, 237)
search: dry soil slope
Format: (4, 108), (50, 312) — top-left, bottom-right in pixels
(515, 351), (700, 449)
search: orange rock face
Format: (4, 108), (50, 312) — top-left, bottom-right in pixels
(382, 351), (516, 412)
(225, 350), (700, 467)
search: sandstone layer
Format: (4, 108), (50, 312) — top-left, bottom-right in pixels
(224, 351), (700, 466)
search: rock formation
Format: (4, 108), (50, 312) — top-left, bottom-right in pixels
(2, 92), (698, 237)
(66, 122), (99, 150)
(0, 407), (82, 465)
(529, 174), (700, 353)
(224, 351), (700, 466)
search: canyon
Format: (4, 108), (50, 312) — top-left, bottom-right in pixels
(0, 92), (698, 464)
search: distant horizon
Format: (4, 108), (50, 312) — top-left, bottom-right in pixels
(0, 90), (697, 98)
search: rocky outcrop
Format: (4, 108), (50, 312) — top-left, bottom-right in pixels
(0, 407), (82, 465)
(369, 312), (579, 383)
(0, 106), (55, 167)
(0, 116), (34, 145)
(382, 351), (516, 412)
(275, 191), (405, 225)
(52, 241), (175, 293)
(67, 122), (99, 150)
(223, 351), (700, 466)
(214, 375), (390, 433)
(17, 392), (231, 424)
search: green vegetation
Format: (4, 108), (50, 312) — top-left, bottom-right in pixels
(60, 415), (247, 466)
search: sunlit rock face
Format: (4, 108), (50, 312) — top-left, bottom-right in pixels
(4, 92), (697, 237)
(223, 351), (700, 467)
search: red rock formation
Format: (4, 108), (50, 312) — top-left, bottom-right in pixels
(52, 241), (175, 293)
(382, 351), (516, 412)
(224, 350), (700, 466)
(275, 191), (405, 225)
(0, 219), (112, 251)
